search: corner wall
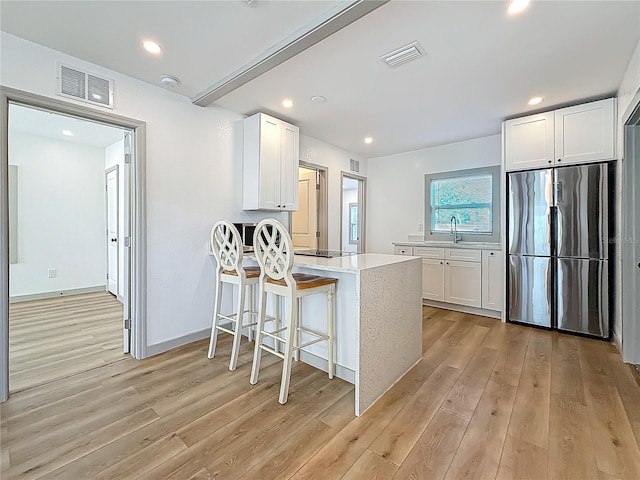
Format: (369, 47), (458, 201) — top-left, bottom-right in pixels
(9, 132), (106, 297)
(616, 38), (640, 351)
(365, 135), (501, 254)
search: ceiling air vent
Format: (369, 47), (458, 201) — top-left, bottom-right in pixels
(350, 159), (360, 173)
(380, 41), (425, 68)
(56, 63), (114, 109)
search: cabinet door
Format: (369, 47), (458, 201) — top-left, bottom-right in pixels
(482, 251), (503, 312)
(422, 258), (444, 301)
(279, 122), (299, 211)
(444, 260), (482, 307)
(554, 98), (616, 166)
(505, 112), (555, 171)
(258, 116), (281, 210)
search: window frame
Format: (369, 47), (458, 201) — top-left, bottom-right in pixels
(424, 166), (500, 243)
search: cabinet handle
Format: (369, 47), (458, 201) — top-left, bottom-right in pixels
(557, 159), (562, 162)
(548, 160), (552, 164)
(440, 261), (443, 265)
(490, 252), (494, 256)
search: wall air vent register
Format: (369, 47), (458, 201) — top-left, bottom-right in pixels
(56, 63), (114, 109)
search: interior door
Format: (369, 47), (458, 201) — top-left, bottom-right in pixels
(122, 133), (132, 353)
(291, 168), (317, 249)
(106, 167), (118, 296)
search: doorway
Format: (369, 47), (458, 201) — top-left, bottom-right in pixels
(622, 93), (640, 366)
(1, 87), (147, 402)
(340, 172), (366, 253)
(292, 163), (328, 250)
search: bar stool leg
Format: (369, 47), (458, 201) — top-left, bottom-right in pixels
(294, 301), (301, 362)
(247, 284), (255, 342)
(250, 285), (267, 385)
(229, 282), (246, 371)
(207, 273), (223, 359)
(279, 293), (298, 404)
(327, 285), (335, 380)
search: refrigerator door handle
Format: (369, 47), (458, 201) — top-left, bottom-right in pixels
(556, 180), (563, 203)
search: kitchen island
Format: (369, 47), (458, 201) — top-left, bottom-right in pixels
(284, 253), (422, 416)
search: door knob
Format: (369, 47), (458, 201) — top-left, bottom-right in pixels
(637, 262), (640, 268)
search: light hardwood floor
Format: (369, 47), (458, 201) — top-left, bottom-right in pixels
(2, 300), (640, 479)
(7, 292), (125, 392)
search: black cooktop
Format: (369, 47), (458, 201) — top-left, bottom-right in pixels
(294, 249), (358, 258)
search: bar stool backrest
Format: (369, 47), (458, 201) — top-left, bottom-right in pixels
(210, 220), (244, 274)
(253, 218), (294, 283)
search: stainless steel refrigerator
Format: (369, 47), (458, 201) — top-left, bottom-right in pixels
(508, 163), (610, 338)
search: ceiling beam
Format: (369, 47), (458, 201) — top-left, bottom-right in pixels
(191, 0), (389, 107)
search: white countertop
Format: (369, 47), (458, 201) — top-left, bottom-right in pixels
(394, 241), (502, 250)
(292, 253), (418, 273)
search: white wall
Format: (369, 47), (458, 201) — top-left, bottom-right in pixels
(366, 134), (501, 254)
(299, 134), (366, 251)
(615, 38), (640, 349)
(104, 138), (125, 298)
(8, 131), (106, 297)
(1, 32), (364, 350)
(341, 188), (358, 253)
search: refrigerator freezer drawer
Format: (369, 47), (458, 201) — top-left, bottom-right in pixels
(508, 255), (553, 327)
(557, 258), (609, 338)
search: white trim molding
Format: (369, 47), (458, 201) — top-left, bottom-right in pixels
(0, 86), (148, 402)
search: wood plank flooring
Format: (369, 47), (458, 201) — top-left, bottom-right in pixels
(8, 292), (125, 392)
(2, 301), (640, 479)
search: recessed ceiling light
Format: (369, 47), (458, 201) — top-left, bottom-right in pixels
(311, 95), (326, 104)
(364, 137), (373, 144)
(528, 96), (543, 106)
(508, 0), (530, 15)
(142, 40), (162, 54)
(282, 98), (293, 108)
(62, 130), (74, 136)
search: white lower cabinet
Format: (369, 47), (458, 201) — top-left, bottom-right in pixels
(422, 258), (444, 301)
(482, 250), (503, 311)
(444, 260), (482, 307)
(410, 245), (502, 313)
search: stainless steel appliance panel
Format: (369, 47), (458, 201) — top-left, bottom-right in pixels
(557, 258), (609, 337)
(555, 164), (608, 259)
(509, 255), (553, 327)
(508, 169), (554, 256)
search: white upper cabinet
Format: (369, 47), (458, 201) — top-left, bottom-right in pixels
(554, 98), (616, 166)
(505, 112), (555, 171)
(504, 98), (616, 172)
(243, 112), (299, 211)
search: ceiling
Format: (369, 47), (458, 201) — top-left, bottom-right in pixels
(9, 104), (126, 148)
(2, 1), (639, 158)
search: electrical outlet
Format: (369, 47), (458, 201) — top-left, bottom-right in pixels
(418, 223), (424, 233)
(48, 268), (57, 278)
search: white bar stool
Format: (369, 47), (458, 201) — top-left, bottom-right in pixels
(250, 218), (337, 404)
(208, 220), (259, 371)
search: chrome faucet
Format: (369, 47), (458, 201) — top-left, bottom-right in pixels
(450, 216), (461, 243)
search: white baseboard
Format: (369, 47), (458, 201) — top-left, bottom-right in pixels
(423, 299), (501, 319)
(146, 328), (210, 357)
(9, 285), (107, 303)
(298, 350), (355, 384)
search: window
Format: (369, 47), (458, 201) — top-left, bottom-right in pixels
(349, 203), (358, 244)
(425, 166), (500, 243)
